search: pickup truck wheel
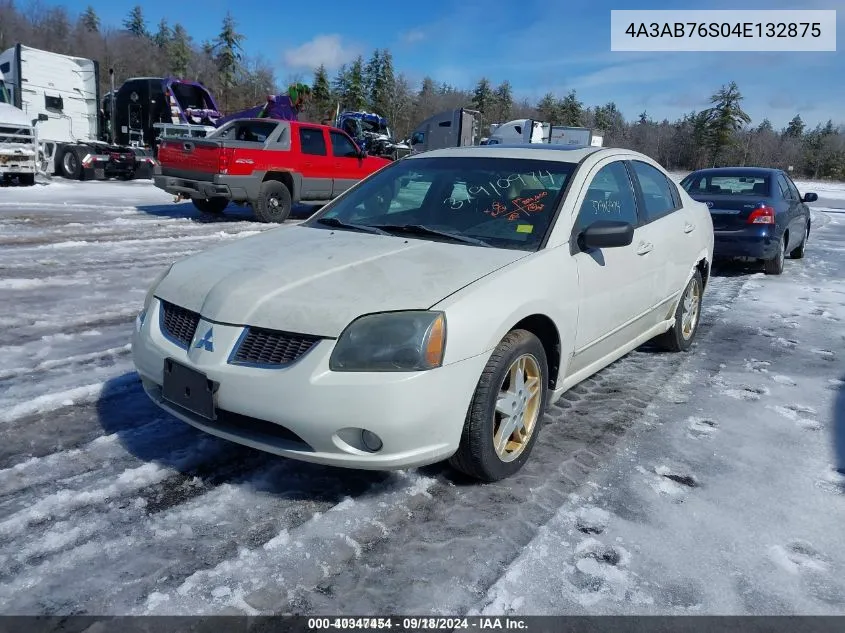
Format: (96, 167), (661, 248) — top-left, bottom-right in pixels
(192, 197), (229, 215)
(254, 180), (291, 223)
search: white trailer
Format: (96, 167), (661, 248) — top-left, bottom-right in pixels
(487, 119), (602, 147)
(0, 43), (156, 180)
(0, 69), (38, 185)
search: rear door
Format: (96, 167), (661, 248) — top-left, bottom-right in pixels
(329, 130), (364, 196)
(779, 172), (809, 249)
(629, 160), (691, 309)
(296, 125), (332, 199)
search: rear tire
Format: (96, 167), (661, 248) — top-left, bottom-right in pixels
(654, 269), (703, 352)
(763, 236), (786, 275)
(449, 330), (548, 482)
(790, 223), (809, 259)
(60, 147), (82, 180)
(192, 197), (229, 215)
(253, 180), (292, 223)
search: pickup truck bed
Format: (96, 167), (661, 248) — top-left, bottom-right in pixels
(154, 118), (391, 222)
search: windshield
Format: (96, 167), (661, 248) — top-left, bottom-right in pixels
(307, 156), (575, 251)
(0, 80), (9, 104)
(681, 173), (770, 196)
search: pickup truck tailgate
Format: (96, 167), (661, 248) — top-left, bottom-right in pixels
(158, 138), (223, 178)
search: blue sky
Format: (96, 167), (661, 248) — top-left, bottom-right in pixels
(46, 0), (843, 128)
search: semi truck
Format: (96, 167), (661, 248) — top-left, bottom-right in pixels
(0, 66), (38, 184)
(0, 43), (157, 180)
(408, 108), (481, 154)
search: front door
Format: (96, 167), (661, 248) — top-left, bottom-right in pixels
(297, 126), (332, 200)
(329, 130), (365, 197)
(569, 159), (659, 375)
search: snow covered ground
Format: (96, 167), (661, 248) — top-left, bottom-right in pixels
(0, 175), (843, 616)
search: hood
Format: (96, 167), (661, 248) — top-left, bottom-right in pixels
(0, 103), (33, 128)
(154, 225), (528, 337)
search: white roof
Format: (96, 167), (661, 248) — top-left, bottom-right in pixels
(407, 145), (628, 164)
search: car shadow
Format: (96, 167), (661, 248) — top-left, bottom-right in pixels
(709, 259), (763, 278)
(134, 201), (320, 223)
(834, 372), (845, 485)
(96, 373), (393, 503)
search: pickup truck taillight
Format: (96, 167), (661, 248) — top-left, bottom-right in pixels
(747, 205), (775, 224)
(219, 148), (234, 175)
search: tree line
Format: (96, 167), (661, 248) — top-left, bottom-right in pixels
(1, 1), (842, 180)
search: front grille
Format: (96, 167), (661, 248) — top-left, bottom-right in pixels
(231, 327), (321, 366)
(160, 300), (201, 348)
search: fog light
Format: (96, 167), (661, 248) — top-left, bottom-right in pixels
(361, 430), (382, 452)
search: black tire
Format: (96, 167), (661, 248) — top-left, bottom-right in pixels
(449, 329), (549, 482)
(763, 236), (786, 275)
(192, 197), (229, 214)
(790, 223), (809, 259)
(59, 147), (82, 180)
(654, 269), (704, 353)
(18, 173), (35, 186)
(253, 180), (292, 223)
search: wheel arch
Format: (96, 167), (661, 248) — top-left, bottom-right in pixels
(262, 170), (300, 201)
(505, 314), (562, 391)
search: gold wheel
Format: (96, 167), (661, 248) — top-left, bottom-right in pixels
(492, 354), (542, 462)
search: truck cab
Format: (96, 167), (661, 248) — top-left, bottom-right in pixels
(0, 67), (38, 185)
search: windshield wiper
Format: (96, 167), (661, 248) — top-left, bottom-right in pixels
(372, 223), (491, 247)
(314, 217), (390, 235)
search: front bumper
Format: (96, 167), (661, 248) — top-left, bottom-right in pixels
(131, 299), (488, 470)
(713, 226), (781, 260)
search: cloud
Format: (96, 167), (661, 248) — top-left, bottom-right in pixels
(282, 35), (361, 71)
(400, 29), (426, 44)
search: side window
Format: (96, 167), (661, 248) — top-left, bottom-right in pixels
(298, 127), (327, 156)
(783, 174), (801, 201)
(574, 161), (639, 233)
(777, 174), (795, 200)
(330, 131), (359, 158)
(775, 176), (789, 199)
(631, 160), (679, 222)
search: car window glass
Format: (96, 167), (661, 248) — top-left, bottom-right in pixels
(631, 161), (677, 221)
(574, 161), (638, 233)
(776, 177), (789, 199)
(330, 131), (358, 158)
(777, 175), (795, 200)
(784, 175), (801, 201)
(313, 157), (575, 252)
(299, 127), (327, 156)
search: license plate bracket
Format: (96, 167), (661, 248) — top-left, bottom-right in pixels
(162, 358), (216, 420)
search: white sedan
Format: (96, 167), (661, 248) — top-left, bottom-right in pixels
(132, 145), (714, 481)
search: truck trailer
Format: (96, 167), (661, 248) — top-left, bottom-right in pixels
(0, 43), (157, 180)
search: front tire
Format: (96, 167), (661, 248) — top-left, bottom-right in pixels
(449, 330), (548, 482)
(192, 197), (229, 215)
(253, 180), (292, 223)
(763, 236), (786, 275)
(655, 269), (703, 352)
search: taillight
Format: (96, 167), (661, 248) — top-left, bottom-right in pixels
(747, 205), (775, 224)
(219, 148), (233, 174)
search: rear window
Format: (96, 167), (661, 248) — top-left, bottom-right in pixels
(210, 120), (277, 142)
(681, 173), (770, 196)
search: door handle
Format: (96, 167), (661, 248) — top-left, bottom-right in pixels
(636, 242), (653, 255)
(684, 223), (695, 233)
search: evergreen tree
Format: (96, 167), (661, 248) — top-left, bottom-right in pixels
(80, 5), (100, 33)
(536, 92), (560, 124)
(212, 12), (245, 110)
(123, 5), (148, 38)
(168, 24), (192, 77)
(558, 90), (584, 126)
(471, 78), (493, 117)
(311, 64), (333, 117)
(703, 81), (751, 165)
(785, 114), (805, 138)
(154, 19), (171, 49)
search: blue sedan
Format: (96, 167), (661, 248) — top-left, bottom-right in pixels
(679, 167), (817, 275)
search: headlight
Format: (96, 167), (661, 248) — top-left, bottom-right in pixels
(143, 264), (173, 312)
(329, 311), (446, 372)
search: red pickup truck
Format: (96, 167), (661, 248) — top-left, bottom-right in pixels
(153, 119), (392, 223)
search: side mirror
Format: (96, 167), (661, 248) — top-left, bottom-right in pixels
(37, 113), (48, 122)
(358, 148), (368, 159)
(802, 192), (818, 203)
(580, 220), (635, 249)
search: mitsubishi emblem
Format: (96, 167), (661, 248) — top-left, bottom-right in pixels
(195, 327), (214, 352)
